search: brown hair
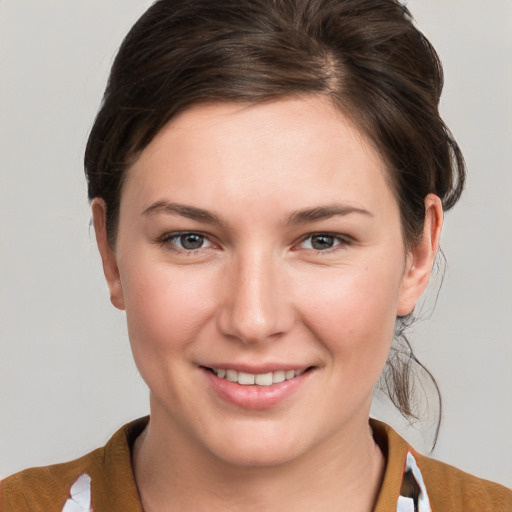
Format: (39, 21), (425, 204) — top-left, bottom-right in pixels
(84, 0), (465, 425)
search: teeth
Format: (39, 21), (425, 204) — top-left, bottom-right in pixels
(212, 368), (306, 386)
(226, 369), (238, 382)
(238, 371), (255, 385)
(255, 372), (273, 386)
(272, 370), (286, 384)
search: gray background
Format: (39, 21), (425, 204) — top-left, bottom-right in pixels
(1, 0), (511, 486)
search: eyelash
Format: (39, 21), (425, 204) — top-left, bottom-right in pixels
(157, 231), (352, 255)
(295, 232), (353, 253)
(158, 232), (215, 254)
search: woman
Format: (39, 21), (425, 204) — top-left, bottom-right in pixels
(2, 0), (511, 510)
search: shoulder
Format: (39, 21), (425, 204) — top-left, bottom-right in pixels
(0, 448), (103, 512)
(372, 419), (512, 512)
(414, 451), (512, 512)
(0, 417), (147, 512)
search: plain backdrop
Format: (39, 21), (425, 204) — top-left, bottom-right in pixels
(1, 0), (511, 487)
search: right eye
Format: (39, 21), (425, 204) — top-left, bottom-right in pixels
(160, 232), (214, 252)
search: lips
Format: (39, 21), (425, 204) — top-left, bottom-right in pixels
(203, 366), (312, 409)
(212, 368), (306, 386)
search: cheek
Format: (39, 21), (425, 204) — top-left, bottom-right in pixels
(297, 264), (402, 367)
(119, 260), (218, 359)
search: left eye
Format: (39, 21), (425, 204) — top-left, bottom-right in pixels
(299, 233), (343, 251)
(165, 232), (212, 251)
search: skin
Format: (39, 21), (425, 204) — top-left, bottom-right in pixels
(93, 96), (442, 512)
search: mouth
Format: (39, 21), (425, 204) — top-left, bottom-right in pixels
(202, 365), (314, 409)
(204, 367), (312, 386)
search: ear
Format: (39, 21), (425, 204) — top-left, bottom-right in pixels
(397, 194), (443, 316)
(91, 199), (125, 310)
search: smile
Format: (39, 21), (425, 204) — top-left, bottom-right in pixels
(211, 368), (306, 386)
(203, 366), (313, 409)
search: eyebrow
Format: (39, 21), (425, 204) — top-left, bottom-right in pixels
(142, 201), (225, 225)
(142, 201), (372, 225)
(286, 204), (373, 224)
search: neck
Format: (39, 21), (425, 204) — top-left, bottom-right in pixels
(133, 402), (385, 512)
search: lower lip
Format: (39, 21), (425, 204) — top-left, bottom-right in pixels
(202, 368), (312, 410)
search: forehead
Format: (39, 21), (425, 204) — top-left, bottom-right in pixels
(121, 97), (396, 220)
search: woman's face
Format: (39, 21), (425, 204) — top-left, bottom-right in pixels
(95, 97), (439, 466)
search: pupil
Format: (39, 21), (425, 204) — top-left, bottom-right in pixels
(181, 234), (203, 250)
(312, 234), (333, 250)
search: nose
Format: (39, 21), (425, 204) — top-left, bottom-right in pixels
(217, 249), (294, 344)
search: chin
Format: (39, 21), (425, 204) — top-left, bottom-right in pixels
(197, 417), (323, 469)
(209, 436), (304, 468)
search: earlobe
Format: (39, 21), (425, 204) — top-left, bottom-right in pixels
(397, 194), (443, 316)
(91, 199), (126, 310)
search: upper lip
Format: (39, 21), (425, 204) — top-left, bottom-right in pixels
(200, 363), (313, 374)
